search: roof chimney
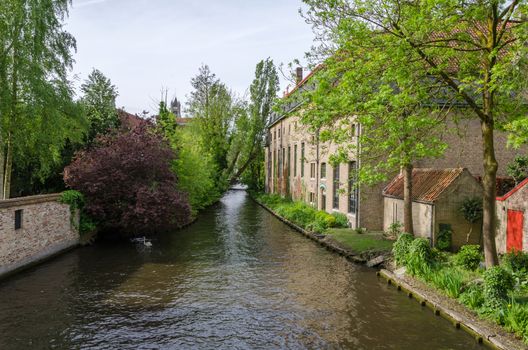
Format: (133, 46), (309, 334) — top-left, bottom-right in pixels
(296, 67), (303, 84)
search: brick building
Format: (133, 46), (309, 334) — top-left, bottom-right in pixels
(264, 69), (521, 231)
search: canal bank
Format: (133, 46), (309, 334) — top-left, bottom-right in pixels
(0, 191), (485, 349)
(252, 193), (527, 350)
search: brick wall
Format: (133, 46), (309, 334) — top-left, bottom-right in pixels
(0, 194), (79, 278)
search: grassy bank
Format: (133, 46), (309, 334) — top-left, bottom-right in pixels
(255, 193), (393, 255)
(393, 234), (528, 344)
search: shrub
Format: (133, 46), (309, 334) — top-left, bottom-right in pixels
(459, 198), (483, 243)
(60, 190), (97, 236)
(436, 227), (452, 251)
(483, 266), (515, 309)
(64, 124), (191, 236)
(429, 267), (464, 298)
(454, 245), (482, 271)
(331, 212), (349, 228)
(502, 250), (528, 273)
(387, 222), (403, 239)
(502, 301), (528, 342)
(393, 233), (414, 266)
(459, 282), (485, 310)
(406, 238), (434, 276)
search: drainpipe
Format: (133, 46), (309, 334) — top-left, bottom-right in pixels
(355, 124), (361, 230)
(315, 128), (320, 209)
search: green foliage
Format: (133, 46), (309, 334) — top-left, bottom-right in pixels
(506, 155), (528, 184)
(483, 266), (515, 309)
(459, 282), (485, 310)
(502, 250), (528, 273)
(59, 190), (97, 236)
(257, 193), (344, 233)
(436, 227), (452, 251)
(502, 250), (528, 291)
(331, 212), (349, 228)
(406, 238), (434, 276)
(502, 301), (528, 343)
(187, 64), (240, 188)
(428, 267), (464, 299)
(60, 190), (85, 211)
(0, 0), (86, 197)
(387, 222), (403, 239)
(231, 58), (279, 190)
(170, 122), (221, 213)
(454, 245), (482, 271)
(460, 198), (483, 224)
(392, 233), (414, 266)
(80, 69), (119, 144)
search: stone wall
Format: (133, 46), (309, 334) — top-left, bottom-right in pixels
(0, 194), (79, 278)
(496, 181), (528, 254)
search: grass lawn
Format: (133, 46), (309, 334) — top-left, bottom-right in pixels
(325, 228), (394, 254)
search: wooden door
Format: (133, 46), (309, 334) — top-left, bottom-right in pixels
(507, 210), (524, 252)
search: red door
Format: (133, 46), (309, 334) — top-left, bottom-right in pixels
(507, 210), (524, 252)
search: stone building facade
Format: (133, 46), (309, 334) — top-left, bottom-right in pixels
(383, 168), (483, 250)
(264, 71), (521, 231)
(496, 178), (528, 254)
(0, 194), (79, 278)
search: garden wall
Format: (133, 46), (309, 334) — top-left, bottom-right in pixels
(0, 194), (79, 278)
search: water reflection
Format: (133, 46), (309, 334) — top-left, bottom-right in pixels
(0, 191), (483, 349)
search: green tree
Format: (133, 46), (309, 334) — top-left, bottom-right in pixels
(301, 0), (528, 267)
(299, 49), (449, 234)
(80, 69), (119, 143)
(507, 155), (528, 184)
(187, 65), (237, 189)
(0, 0), (84, 199)
(229, 58), (279, 190)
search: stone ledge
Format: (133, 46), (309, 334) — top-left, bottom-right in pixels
(0, 193), (62, 209)
(252, 196), (380, 266)
(379, 269), (527, 350)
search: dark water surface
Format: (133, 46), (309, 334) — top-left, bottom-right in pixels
(0, 191), (484, 349)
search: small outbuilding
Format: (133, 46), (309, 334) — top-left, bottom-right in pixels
(496, 177), (528, 254)
(383, 168), (483, 250)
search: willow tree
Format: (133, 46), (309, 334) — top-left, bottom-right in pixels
(0, 0), (83, 199)
(302, 0), (528, 267)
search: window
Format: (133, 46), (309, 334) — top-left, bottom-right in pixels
(274, 131), (276, 140)
(333, 165), (340, 209)
(310, 163), (316, 179)
(321, 190), (326, 211)
(309, 192), (315, 204)
(294, 144), (298, 176)
(278, 129), (281, 138)
(351, 123), (356, 137)
(15, 209), (23, 230)
(301, 143), (305, 177)
(320, 163), (326, 179)
(348, 161), (358, 214)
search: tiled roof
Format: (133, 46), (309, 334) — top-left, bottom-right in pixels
(383, 168), (466, 203)
(497, 177), (528, 202)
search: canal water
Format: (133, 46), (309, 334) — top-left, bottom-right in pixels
(0, 191), (483, 349)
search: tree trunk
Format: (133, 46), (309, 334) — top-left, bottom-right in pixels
(403, 163), (414, 235)
(0, 139), (4, 198)
(481, 119), (499, 267)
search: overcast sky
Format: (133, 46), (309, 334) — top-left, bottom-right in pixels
(66, 0), (315, 115)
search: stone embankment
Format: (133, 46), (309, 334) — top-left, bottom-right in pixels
(0, 194), (79, 280)
(254, 198), (390, 267)
(254, 196), (527, 350)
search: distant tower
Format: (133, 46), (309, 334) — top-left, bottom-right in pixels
(170, 97), (181, 118)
